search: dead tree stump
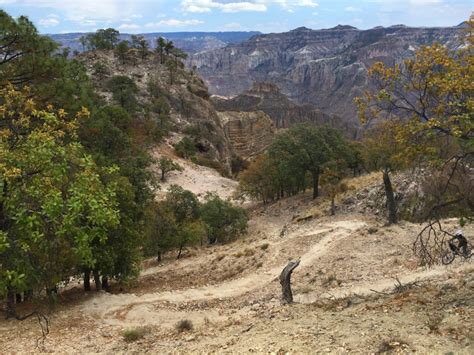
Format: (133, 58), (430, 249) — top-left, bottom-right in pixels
(279, 259), (300, 304)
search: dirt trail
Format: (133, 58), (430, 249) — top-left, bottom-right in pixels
(152, 148), (238, 201)
(296, 262), (474, 303)
(81, 220), (366, 325)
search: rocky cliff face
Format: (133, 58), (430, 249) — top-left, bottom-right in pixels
(190, 25), (462, 125)
(212, 82), (358, 138)
(78, 50), (233, 172)
(217, 110), (275, 160)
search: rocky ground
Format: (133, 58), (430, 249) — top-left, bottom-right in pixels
(1, 169), (473, 353)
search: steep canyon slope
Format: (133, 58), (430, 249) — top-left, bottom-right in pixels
(190, 24), (463, 125)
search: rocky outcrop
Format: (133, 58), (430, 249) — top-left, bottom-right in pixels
(213, 82), (358, 138)
(78, 50), (234, 172)
(189, 24), (462, 126)
(218, 110), (275, 160)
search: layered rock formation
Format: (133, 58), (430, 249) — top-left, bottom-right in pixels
(189, 24), (463, 125)
(217, 110), (275, 160)
(213, 82), (358, 138)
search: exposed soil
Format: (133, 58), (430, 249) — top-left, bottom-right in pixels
(1, 167), (473, 354)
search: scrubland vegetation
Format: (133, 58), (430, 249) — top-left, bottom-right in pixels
(0, 8), (473, 354)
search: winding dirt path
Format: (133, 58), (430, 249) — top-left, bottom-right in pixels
(81, 220), (366, 325)
(296, 262), (474, 303)
(80, 216), (472, 327)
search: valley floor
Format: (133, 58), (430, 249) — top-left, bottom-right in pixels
(1, 166), (473, 353)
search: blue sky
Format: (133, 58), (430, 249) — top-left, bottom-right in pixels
(0, 0), (472, 34)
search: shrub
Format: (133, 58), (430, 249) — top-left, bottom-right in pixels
(106, 75), (139, 113)
(175, 319), (193, 332)
(92, 61), (109, 77)
(174, 137), (197, 159)
(122, 327), (150, 342)
(260, 243), (270, 251)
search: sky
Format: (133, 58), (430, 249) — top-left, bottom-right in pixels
(0, 0), (472, 34)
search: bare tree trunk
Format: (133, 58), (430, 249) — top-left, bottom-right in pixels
(177, 245), (183, 259)
(93, 270), (102, 292)
(383, 168), (398, 225)
(157, 251), (162, 262)
(279, 259), (300, 304)
(101, 276), (110, 292)
(83, 269), (91, 291)
(312, 169), (320, 199)
(331, 196), (336, 216)
(6, 287), (16, 319)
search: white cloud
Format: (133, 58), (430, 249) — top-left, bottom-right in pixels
(345, 6), (361, 12)
(409, 0), (442, 4)
(4, 0), (140, 23)
(118, 23), (141, 31)
(145, 19), (204, 29)
(181, 1), (267, 13)
(181, 0), (318, 13)
(224, 22), (242, 29)
(38, 14), (59, 27)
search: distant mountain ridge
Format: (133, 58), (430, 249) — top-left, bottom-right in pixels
(49, 31), (261, 54)
(188, 24), (464, 125)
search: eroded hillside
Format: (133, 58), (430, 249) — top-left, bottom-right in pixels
(78, 49), (234, 173)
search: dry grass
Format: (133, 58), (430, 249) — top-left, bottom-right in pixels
(425, 313), (444, 334)
(344, 172), (382, 192)
(243, 248), (255, 257)
(122, 326), (150, 342)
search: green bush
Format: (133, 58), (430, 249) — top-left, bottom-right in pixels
(122, 327), (150, 342)
(106, 75), (139, 113)
(200, 193), (248, 244)
(174, 137), (197, 159)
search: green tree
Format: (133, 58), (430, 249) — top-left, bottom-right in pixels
(174, 137), (197, 159)
(0, 85), (119, 314)
(115, 40), (130, 64)
(158, 157), (183, 182)
(156, 37), (167, 64)
(239, 154), (280, 203)
(175, 220), (207, 259)
(0, 11), (60, 87)
(269, 124), (348, 199)
(106, 75), (139, 113)
(131, 35), (149, 59)
(200, 193), (248, 244)
(166, 59), (178, 85)
(149, 96), (172, 132)
(144, 201), (177, 262)
(82, 28), (120, 50)
(78, 104), (156, 290)
(164, 185), (200, 223)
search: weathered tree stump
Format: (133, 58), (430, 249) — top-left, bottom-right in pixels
(279, 259), (300, 304)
